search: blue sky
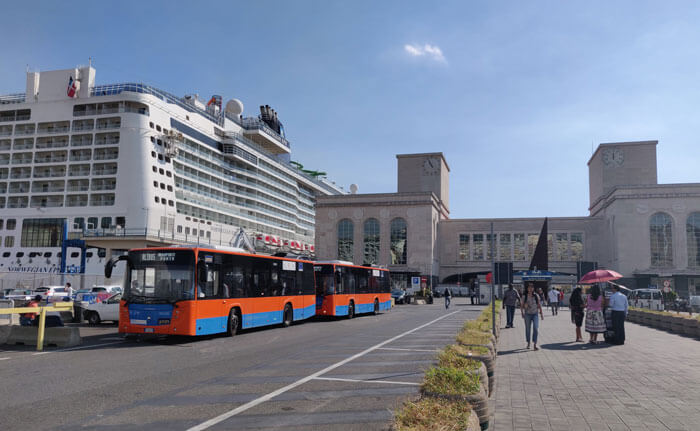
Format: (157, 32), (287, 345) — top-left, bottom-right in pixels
(3, 1), (700, 218)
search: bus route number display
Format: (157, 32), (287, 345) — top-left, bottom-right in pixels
(140, 252), (176, 262)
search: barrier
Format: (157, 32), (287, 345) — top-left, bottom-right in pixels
(0, 302), (76, 351)
(5, 325), (81, 348)
(0, 299), (14, 325)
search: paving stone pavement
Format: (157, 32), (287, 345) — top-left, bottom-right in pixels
(492, 307), (700, 431)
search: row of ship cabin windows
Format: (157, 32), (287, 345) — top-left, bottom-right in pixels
(2, 249), (110, 259)
(153, 165), (172, 177)
(337, 218), (407, 266)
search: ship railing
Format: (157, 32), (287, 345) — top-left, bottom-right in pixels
(0, 93), (26, 104)
(239, 118), (290, 148)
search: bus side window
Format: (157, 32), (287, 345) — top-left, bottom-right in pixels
(253, 260), (271, 296)
(343, 270), (356, 294)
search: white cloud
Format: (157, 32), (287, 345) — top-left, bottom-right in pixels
(404, 43), (446, 63)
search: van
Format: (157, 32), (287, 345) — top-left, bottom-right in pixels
(629, 289), (664, 311)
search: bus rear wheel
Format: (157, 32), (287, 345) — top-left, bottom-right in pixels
(227, 308), (240, 336)
(282, 304), (293, 327)
(347, 302), (355, 319)
(373, 299), (379, 315)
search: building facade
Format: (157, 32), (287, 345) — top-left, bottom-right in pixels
(315, 142), (700, 297)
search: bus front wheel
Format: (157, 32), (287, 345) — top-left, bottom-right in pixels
(227, 308), (240, 336)
(347, 302), (355, 319)
(282, 304), (293, 327)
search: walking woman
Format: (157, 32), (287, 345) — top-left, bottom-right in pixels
(521, 283), (545, 350)
(585, 284), (606, 343)
(569, 286), (585, 342)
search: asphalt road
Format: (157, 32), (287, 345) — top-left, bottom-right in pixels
(0, 299), (483, 430)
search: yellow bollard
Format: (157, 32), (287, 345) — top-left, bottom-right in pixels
(37, 307), (47, 351)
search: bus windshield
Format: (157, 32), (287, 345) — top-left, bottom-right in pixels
(125, 250), (195, 303)
(314, 265), (335, 295)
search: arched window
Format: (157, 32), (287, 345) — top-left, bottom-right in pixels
(363, 218), (380, 265)
(650, 212), (673, 267)
(390, 218), (407, 265)
(687, 213), (700, 267)
(337, 219), (354, 262)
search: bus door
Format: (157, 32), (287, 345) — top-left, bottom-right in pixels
(196, 254), (225, 334)
(314, 265), (335, 313)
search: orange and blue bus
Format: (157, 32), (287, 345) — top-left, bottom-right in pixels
(104, 246), (316, 336)
(314, 261), (391, 318)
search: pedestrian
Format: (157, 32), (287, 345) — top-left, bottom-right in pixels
(65, 282), (73, 299)
(537, 287), (547, 307)
(585, 284), (606, 344)
(503, 283), (520, 328)
(558, 289), (565, 309)
(469, 283), (476, 305)
(444, 287), (451, 309)
(569, 286), (585, 342)
(20, 295), (41, 326)
(521, 283), (544, 350)
(548, 287), (559, 315)
(608, 284), (629, 345)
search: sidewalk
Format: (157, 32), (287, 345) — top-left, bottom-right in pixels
(493, 307), (700, 430)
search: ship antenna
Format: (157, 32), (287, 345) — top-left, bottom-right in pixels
(89, 57), (92, 68)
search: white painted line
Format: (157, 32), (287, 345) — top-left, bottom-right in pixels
(377, 347), (438, 352)
(58, 341), (124, 352)
(187, 309), (463, 431)
(32, 352), (49, 356)
(313, 376), (420, 386)
(0, 357), (10, 361)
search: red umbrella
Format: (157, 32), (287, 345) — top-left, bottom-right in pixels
(578, 269), (623, 284)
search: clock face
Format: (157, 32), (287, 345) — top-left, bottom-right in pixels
(602, 148), (624, 167)
(422, 158), (440, 175)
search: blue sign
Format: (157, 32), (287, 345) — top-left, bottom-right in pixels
(515, 270), (554, 281)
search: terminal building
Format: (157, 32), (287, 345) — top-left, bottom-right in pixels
(315, 141), (700, 298)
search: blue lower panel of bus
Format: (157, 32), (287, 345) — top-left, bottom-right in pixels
(335, 300), (391, 316)
(195, 304), (316, 334)
(195, 316), (228, 335)
(128, 304), (173, 325)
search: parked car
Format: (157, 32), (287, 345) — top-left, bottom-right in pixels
(75, 286), (122, 306)
(391, 289), (407, 304)
(33, 286), (70, 302)
(83, 293), (121, 325)
(4, 289), (35, 304)
(629, 288), (664, 311)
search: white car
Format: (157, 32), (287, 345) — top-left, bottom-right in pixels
(34, 285), (71, 302)
(4, 289), (35, 303)
(83, 293), (121, 325)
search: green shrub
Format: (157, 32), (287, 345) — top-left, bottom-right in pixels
(438, 345), (483, 371)
(394, 396), (473, 431)
(456, 329), (492, 347)
(422, 366), (480, 396)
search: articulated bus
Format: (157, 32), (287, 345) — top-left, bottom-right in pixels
(314, 261), (392, 318)
(105, 246), (316, 336)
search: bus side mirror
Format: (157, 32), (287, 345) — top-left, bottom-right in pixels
(104, 255), (129, 278)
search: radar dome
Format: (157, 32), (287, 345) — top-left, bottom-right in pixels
(350, 184), (358, 194)
(225, 99), (244, 117)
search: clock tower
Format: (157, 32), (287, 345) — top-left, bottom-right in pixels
(588, 141), (658, 212)
(397, 153), (450, 217)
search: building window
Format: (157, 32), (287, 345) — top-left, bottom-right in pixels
(153, 181), (158, 187)
(177, 225), (182, 233)
(363, 218), (380, 265)
(337, 219), (354, 262)
(570, 233), (584, 261)
(101, 217), (111, 229)
(166, 171), (172, 177)
(390, 218), (407, 265)
(472, 233), (484, 260)
(513, 233), (526, 261)
(185, 227), (190, 235)
(555, 233), (568, 261)
(20, 218), (64, 247)
(7, 219), (16, 230)
(459, 234), (469, 260)
(87, 217), (98, 229)
(687, 213), (700, 268)
(499, 233), (512, 260)
(115, 216), (125, 228)
(486, 234), (495, 260)
(0, 219), (3, 230)
(4, 236), (14, 247)
(527, 234), (539, 259)
(649, 213), (673, 267)
(74, 217), (85, 229)
(155, 197), (159, 203)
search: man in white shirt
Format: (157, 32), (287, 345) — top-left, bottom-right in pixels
(547, 288), (560, 315)
(608, 284), (629, 345)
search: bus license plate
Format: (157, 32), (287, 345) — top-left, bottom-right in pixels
(144, 328), (154, 333)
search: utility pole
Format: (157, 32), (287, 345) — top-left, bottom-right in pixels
(491, 222), (496, 337)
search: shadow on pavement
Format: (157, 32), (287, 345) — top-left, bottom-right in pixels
(540, 341), (612, 351)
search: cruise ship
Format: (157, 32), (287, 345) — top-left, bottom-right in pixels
(0, 65), (344, 285)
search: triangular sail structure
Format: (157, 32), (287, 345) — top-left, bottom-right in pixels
(231, 228), (256, 254)
(529, 218), (548, 271)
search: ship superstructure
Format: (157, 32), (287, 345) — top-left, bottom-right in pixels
(0, 66), (343, 281)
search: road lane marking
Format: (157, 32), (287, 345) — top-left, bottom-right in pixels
(377, 347), (438, 352)
(58, 341), (124, 352)
(0, 357), (10, 361)
(313, 377), (420, 386)
(188, 309), (462, 431)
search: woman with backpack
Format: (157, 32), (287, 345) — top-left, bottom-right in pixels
(521, 283), (544, 350)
